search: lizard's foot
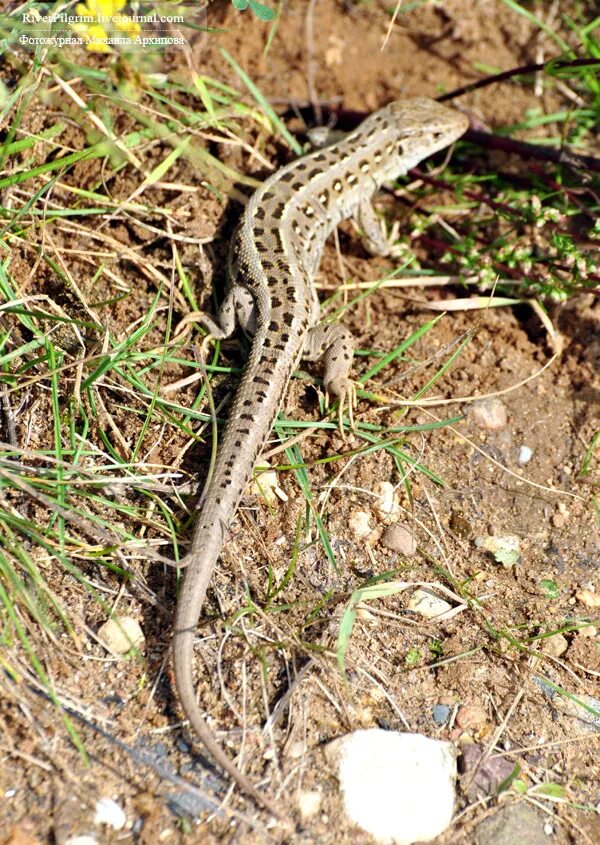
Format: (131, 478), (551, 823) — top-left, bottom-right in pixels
(359, 218), (408, 260)
(325, 377), (358, 437)
(172, 311), (215, 359)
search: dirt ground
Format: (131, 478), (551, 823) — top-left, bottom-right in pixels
(1, 1), (599, 844)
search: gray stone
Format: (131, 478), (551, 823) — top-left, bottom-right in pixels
(475, 803), (547, 845)
(432, 704), (451, 726)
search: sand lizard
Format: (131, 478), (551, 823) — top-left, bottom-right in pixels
(173, 98), (468, 815)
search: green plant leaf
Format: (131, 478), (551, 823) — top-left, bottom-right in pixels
(539, 579), (560, 599)
(249, 0), (276, 20)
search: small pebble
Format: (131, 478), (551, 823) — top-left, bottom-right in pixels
(576, 589), (600, 608)
(327, 729), (455, 845)
(577, 625), (597, 638)
(297, 790), (322, 820)
(455, 704), (488, 733)
(459, 744), (517, 799)
(468, 399), (508, 431)
(93, 798), (126, 830)
(540, 633), (568, 658)
(474, 801), (547, 845)
(250, 463), (280, 503)
(97, 617), (144, 655)
(64, 838), (98, 845)
(373, 481), (399, 521)
(381, 523), (417, 556)
(349, 510), (374, 541)
(287, 741), (306, 760)
(408, 588), (452, 619)
(432, 704), (451, 726)
(518, 445), (533, 465)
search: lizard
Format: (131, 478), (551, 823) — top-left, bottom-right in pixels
(172, 97), (469, 816)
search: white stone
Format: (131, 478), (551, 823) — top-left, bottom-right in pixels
(349, 510), (374, 540)
(332, 730), (455, 844)
(297, 789), (322, 820)
(94, 798), (126, 830)
(250, 463), (280, 503)
(468, 399), (508, 431)
(408, 588), (452, 619)
(97, 616), (144, 655)
(518, 445), (533, 465)
(64, 838), (98, 845)
(373, 482), (399, 521)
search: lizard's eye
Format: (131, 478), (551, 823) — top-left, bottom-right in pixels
(398, 143), (405, 155)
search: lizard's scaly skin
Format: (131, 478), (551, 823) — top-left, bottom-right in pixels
(173, 98), (468, 815)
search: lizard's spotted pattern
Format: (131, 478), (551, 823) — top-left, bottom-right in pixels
(173, 98), (468, 815)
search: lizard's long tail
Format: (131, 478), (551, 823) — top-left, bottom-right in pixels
(172, 335), (303, 819)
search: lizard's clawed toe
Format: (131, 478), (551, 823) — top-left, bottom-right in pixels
(325, 378), (358, 438)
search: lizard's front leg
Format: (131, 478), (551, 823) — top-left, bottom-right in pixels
(172, 283), (257, 351)
(354, 196), (400, 258)
(303, 322), (357, 432)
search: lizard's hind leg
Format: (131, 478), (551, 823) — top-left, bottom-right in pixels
(303, 322), (357, 433)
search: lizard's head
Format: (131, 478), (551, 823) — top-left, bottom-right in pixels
(363, 97), (469, 182)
